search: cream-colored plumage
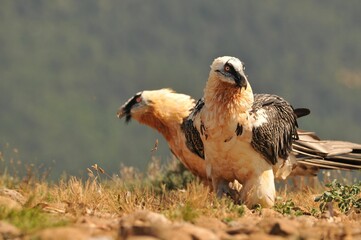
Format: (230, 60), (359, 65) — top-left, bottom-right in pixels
(193, 56), (280, 207)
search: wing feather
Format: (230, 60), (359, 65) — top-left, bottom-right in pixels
(250, 94), (299, 165)
(181, 98), (205, 159)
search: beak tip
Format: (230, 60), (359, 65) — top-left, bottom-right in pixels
(116, 110), (125, 119)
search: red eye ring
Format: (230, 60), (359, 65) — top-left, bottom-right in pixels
(224, 65), (230, 72)
(136, 97), (142, 103)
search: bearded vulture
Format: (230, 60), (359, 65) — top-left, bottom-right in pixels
(184, 56), (327, 207)
(116, 89), (209, 182)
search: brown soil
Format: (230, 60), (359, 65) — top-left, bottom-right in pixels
(1, 198), (360, 240)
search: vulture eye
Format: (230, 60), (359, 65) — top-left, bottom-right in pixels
(135, 96), (142, 103)
(224, 65), (231, 72)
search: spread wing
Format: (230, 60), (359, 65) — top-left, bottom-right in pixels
(181, 98), (205, 159)
(250, 94), (299, 165)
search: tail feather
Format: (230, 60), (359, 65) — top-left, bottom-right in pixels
(292, 130), (361, 173)
(298, 158), (360, 169)
(293, 108), (311, 119)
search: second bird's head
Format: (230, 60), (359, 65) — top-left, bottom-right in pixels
(117, 90), (146, 123)
(210, 56), (248, 89)
(116, 88), (193, 124)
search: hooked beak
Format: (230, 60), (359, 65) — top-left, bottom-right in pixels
(116, 107), (126, 119)
(235, 73), (248, 89)
(116, 92), (143, 123)
(116, 102), (132, 123)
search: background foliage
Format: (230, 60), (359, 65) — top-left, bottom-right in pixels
(1, 1), (360, 178)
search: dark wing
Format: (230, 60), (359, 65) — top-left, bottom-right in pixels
(250, 94), (299, 165)
(181, 98), (205, 159)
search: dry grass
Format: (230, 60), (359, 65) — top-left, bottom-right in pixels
(0, 149), (360, 237)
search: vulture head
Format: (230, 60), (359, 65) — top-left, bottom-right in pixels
(210, 56), (248, 90)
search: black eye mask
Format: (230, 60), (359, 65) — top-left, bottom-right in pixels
(123, 93), (142, 123)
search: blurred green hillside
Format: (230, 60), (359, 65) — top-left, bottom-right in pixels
(1, 1), (360, 179)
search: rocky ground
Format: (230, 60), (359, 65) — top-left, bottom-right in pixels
(117, 209), (361, 240)
(1, 189), (360, 240)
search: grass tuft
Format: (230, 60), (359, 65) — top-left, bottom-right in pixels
(0, 206), (68, 232)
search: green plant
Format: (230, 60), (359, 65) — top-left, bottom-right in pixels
(166, 201), (199, 222)
(315, 180), (361, 213)
(226, 201), (245, 217)
(273, 199), (303, 216)
(252, 204), (262, 213)
(0, 206), (68, 232)
(310, 207), (319, 217)
(151, 160), (196, 194)
(180, 202), (199, 222)
(222, 217), (234, 223)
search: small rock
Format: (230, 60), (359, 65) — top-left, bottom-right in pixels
(225, 218), (260, 235)
(126, 237), (160, 240)
(121, 210), (170, 226)
(226, 224), (257, 236)
(118, 211), (219, 240)
(0, 196), (22, 210)
(0, 221), (21, 239)
(0, 188), (26, 205)
(248, 232), (285, 240)
(76, 216), (118, 232)
(292, 215), (317, 228)
(268, 219), (299, 237)
(32, 227), (90, 240)
(173, 222), (219, 240)
(88, 236), (114, 240)
(119, 211), (171, 239)
(193, 216), (226, 231)
(35, 202), (67, 214)
(260, 208), (283, 218)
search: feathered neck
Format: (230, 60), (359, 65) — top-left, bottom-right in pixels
(136, 91), (195, 141)
(203, 74), (254, 122)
